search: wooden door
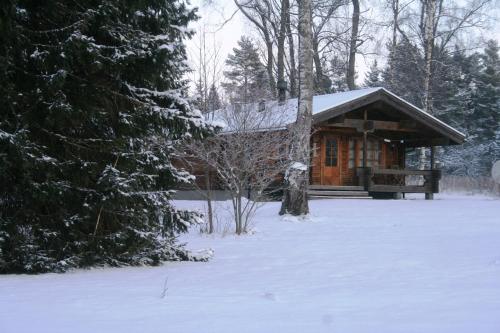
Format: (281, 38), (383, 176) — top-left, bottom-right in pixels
(321, 135), (342, 185)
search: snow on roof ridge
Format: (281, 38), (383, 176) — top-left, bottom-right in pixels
(311, 87), (383, 114)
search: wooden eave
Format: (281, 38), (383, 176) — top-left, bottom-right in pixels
(312, 88), (466, 146)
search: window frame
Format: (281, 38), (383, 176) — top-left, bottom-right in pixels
(324, 138), (338, 167)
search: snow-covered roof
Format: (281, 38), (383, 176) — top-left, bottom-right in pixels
(209, 87), (465, 144)
(311, 87), (383, 115)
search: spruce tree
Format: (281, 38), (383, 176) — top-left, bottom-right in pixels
(438, 47), (479, 131)
(328, 55), (348, 93)
(207, 84), (222, 113)
(382, 40), (424, 107)
(364, 60), (381, 87)
(440, 42), (499, 176)
(474, 40), (500, 142)
(0, 1), (212, 273)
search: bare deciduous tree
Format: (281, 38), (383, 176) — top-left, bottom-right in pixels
(182, 103), (292, 233)
(190, 24), (224, 117)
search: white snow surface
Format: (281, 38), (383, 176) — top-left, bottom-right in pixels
(2, 194), (500, 333)
(289, 161), (308, 171)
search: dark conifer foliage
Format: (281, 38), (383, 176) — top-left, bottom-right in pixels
(381, 38), (499, 176)
(207, 84), (222, 113)
(382, 40), (424, 107)
(0, 1), (212, 273)
(363, 60), (381, 87)
(327, 56), (348, 93)
(474, 41), (500, 142)
(441, 41), (500, 176)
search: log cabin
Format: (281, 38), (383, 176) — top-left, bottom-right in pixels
(182, 87), (465, 200)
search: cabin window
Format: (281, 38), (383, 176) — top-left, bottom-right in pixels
(325, 138), (338, 167)
(348, 139), (355, 168)
(359, 139), (381, 168)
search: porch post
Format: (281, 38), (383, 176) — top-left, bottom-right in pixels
(430, 146), (435, 170)
(426, 146), (436, 200)
(363, 110), (367, 169)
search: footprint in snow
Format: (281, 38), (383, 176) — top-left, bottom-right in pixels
(262, 292), (277, 301)
(489, 258), (500, 266)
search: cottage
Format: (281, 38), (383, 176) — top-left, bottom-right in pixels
(185, 87), (465, 199)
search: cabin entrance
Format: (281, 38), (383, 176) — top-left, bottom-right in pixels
(321, 135), (342, 185)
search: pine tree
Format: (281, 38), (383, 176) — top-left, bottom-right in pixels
(222, 36), (271, 104)
(0, 1), (212, 273)
(364, 60), (381, 87)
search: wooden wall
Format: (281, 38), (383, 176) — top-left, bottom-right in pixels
(176, 127), (406, 191)
(310, 127), (405, 186)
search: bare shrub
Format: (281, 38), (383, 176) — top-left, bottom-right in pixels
(178, 103), (292, 234)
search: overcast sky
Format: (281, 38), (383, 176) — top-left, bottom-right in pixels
(186, 0), (500, 89)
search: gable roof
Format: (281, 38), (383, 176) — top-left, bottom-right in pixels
(210, 87), (466, 145)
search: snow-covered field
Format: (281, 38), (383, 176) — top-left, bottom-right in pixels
(1, 194), (500, 333)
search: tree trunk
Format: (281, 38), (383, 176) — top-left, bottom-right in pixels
(313, 37), (324, 93)
(277, 0), (287, 102)
(280, 0), (313, 216)
(420, 0), (437, 170)
(262, 19), (277, 97)
(347, 0), (360, 90)
(285, 0), (297, 98)
(422, 0), (436, 114)
(391, 0), (399, 50)
(389, 0), (399, 86)
(204, 167), (214, 234)
(237, 193), (243, 234)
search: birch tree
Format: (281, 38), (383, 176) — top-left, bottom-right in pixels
(346, 0), (360, 90)
(421, 0), (437, 114)
(280, 0), (314, 216)
(285, 0), (298, 97)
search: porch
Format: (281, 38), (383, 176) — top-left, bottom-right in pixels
(307, 167), (441, 199)
(356, 167), (441, 199)
(307, 88), (464, 200)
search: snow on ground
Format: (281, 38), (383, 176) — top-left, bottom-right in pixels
(1, 194), (500, 333)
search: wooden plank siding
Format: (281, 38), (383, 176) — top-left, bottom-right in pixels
(178, 127), (407, 191)
(310, 126), (405, 187)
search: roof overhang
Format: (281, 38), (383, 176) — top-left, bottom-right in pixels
(312, 88), (465, 146)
